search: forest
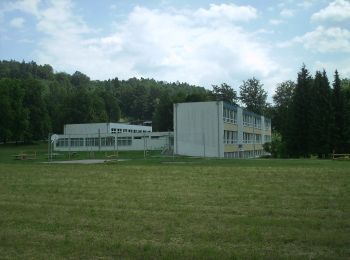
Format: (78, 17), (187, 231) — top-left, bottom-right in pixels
(0, 60), (349, 157)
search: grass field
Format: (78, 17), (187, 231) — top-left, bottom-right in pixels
(0, 143), (349, 259)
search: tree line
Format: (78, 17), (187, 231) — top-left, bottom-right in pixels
(1, 60), (349, 157)
(270, 65), (350, 158)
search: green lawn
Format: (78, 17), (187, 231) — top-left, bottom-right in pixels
(0, 144), (349, 259)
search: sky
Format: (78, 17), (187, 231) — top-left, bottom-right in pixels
(0, 0), (349, 97)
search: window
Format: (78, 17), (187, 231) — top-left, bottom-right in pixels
(243, 114), (253, 127)
(223, 108), (237, 124)
(243, 132), (254, 144)
(70, 138), (84, 147)
(117, 129), (122, 133)
(224, 130), (238, 144)
(254, 117), (262, 129)
(117, 137), (132, 146)
(123, 129), (127, 133)
(57, 138), (69, 147)
(101, 137), (115, 146)
(111, 128), (116, 134)
(255, 134), (262, 144)
(86, 138), (99, 146)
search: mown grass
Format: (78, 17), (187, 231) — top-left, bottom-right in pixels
(0, 143), (349, 259)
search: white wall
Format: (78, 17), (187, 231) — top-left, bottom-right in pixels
(64, 123), (151, 135)
(174, 101), (223, 157)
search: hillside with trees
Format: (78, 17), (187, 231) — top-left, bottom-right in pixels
(1, 60), (349, 157)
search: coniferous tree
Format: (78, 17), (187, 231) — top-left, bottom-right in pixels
(332, 70), (344, 153)
(342, 79), (350, 151)
(290, 65), (313, 157)
(310, 71), (333, 157)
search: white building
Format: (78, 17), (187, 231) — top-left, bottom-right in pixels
(173, 101), (271, 158)
(53, 123), (171, 152)
(63, 123), (152, 135)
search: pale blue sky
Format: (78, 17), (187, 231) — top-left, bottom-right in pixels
(1, 0), (349, 96)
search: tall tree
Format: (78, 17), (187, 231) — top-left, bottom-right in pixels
(310, 70), (333, 157)
(341, 79), (350, 152)
(239, 77), (268, 114)
(211, 83), (238, 104)
(290, 65), (313, 157)
(22, 79), (51, 141)
(332, 70), (344, 153)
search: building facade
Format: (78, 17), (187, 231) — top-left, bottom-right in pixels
(53, 123), (171, 152)
(173, 101), (271, 158)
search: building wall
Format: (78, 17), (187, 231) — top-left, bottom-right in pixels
(64, 123), (152, 135)
(174, 101), (223, 157)
(174, 101), (271, 159)
(53, 132), (171, 152)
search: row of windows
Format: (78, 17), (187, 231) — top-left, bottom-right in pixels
(224, 149), (264, 159)
(223, 108), (237, 124)
(56, 137), (132, 147)
(110, 128), (151, 134)
(243, 133), (262, 144)
(224, 130), (238, 144)
(243, 114), (262, 129)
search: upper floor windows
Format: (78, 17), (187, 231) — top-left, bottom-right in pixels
(243, 113), (262, 129)
(223, 108), (237, 124)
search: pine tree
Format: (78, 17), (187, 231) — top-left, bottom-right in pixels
(332, 70), (344, 153)
(310, 71), (333, 157)
(289, 65), (313, 157)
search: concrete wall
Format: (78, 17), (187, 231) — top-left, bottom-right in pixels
(64, 123), (152, 135)
(53, 132), (171, 152)
(174, 101), (223, 157)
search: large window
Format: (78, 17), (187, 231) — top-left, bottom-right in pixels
(117, 137), (132, 146)
(223, 108), (237, 124)
(254, 117), (262, 129)
(243, 114), (253, 127)
(224, 130), (238, 144)
(243, 132), (254, 144)
(86, 138), (99, 146)
(70, 138), (84, 147)
(101, 137), (115, 146)
(57, 138), (69, 147)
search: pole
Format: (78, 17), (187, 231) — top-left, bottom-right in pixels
(47, 133), (50, 162)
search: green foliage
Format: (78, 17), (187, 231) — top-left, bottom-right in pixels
(239, 77), (268, 114)
(309, 71), (333, 157)
(289, 65), (313, 157)
(0, 60), (212, 141)
(263, 133), (288, 158)
(272, 65), (350, 157)
(0, 78), (29, 143)
(211, 83), (238, 104)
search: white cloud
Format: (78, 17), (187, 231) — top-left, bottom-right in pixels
(269, 19), (284, 25)
(297, 0), (318, 9)
(193, 3), (258, 22)
(280, 8), (294, 17)
(312, 0), (350, 22)
(10, 17), (25, 28)
(314, 60), (350, 78)
(20, 1), (279, 91)
(293, 26), (350, 53)
(8, 0), (41, 17)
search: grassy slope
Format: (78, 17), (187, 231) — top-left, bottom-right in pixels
(0, 144), (349, 259)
